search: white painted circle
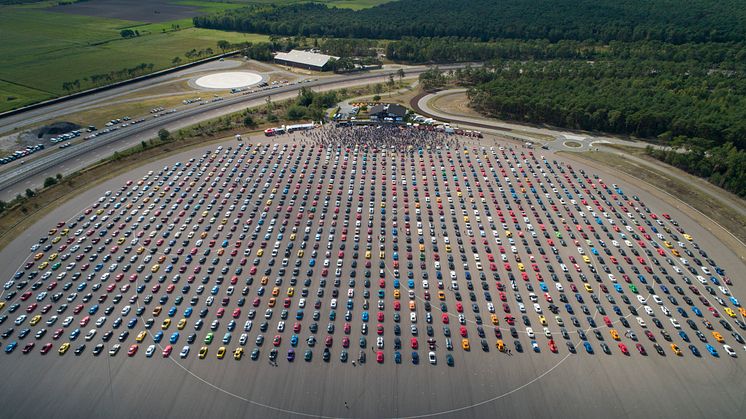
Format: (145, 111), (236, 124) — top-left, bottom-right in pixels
(194, 71), (262, 89)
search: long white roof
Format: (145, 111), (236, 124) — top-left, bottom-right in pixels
(274, 50), (339, 67)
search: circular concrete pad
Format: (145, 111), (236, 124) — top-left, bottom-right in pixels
(194, 71), (262, 89)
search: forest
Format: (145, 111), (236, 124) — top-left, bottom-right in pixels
(193, 0), (746, 44)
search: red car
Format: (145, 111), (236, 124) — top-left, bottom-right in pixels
(548, 340), (558, 353)
(636, 343), (647, 355)
(618, 343), (629, 355)
(128, 344), (138, 357)
(232, 308), (241, 318)
(40, 343), (53, 354)
(273, 335), (282, 347)
(162, 345), (173, 357)
(411, 338), (418, 349)
(376, 351), (384, 363)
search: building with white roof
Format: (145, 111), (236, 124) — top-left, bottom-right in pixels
(274, 50), (340, 71)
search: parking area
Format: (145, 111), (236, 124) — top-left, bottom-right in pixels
(0, 125), (745, 418)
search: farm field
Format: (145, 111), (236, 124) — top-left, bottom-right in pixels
(0, 1), (269, 113)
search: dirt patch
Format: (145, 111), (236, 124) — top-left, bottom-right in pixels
(565, 141), (582, 148)
(48, 0), (204, 23)
(429, 91), (483, 118)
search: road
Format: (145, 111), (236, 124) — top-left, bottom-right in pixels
(0, 64), (466, 201)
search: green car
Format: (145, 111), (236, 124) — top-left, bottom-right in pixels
(204, 332), (214, 344)
(629, 284), (638, 293)
(304, 349), (312, 361)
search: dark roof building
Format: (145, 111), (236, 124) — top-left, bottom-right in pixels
(369, 103), (408, 122)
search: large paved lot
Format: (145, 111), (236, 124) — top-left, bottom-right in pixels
(0, 126), (745, 418)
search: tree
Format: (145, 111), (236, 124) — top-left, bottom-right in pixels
(287, 105), (306, 120)
(25, 189), (35, 198)
(120, 29), (136, 38)
(158, 129), (171, 142)
(55, 173), (62, 180)
(372, 95), (381, 101)
(243, 115), (256, 127)
(217, 40), (230, 53)
(44, 177), (57, 188)
(397, 68), (406, 82)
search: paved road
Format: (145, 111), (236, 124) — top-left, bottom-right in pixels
(0, 130), (744, 419)
(0, 65), (466, 201)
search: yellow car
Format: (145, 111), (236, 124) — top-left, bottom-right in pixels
(150, 264), (160, 273)
(671, 344), (682, 356)
(297, 250), (304, 257)
(51, 236), (61, 244)
(437, 291), (445, 300)
(584, 284), (593, 292)
(135, 331), (147, 342)
(290, 233), (296, 241)
(48, 253), (59, 261)
(582, 255), (591, 264)
(177, 318), (187, 330)
(491, 314), (499, 325)
(419, 244), (425, 252)
(461, 338), (470, 351)
(217, 346), (226, 359)
(233, 348), (244, 360)
(683, 234), (693, 241)
(261, 276), (269, 285)
(0, 302), (5, 311)
(287, 287), (295, 297)
(58, 342), (71, 355)
(199, 346), (208, 359)
(724, 308), (736, 318)
(610, 329), (620, 340)
(463, 216), (469, 222)
(117, 237), (126, 245)
(379, 251), (385, 259)
(272, 287), (280, 296)
(538, 316), (547, 326)
(162, 318), (171, 329)
(505, 231), (512, 238)
(517, 263), (525, 272)
(445, 245), (451, 253)
(257, 249), (264, 257)
(671, 249), (680, 257)
(739, 307), (746, 317)
(663, 241), (673, 249)
(496, 340), (505, 352)
(30, 315), (42, 326)
(365, 251), (371, 259)
(136, 247), (145, 254)
(713, 331), (724, 343)
(393, 289), (400, 299)
(38, 262), (49, 270)
(34, 253), (44, 261)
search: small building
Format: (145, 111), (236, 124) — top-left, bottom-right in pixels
(274, 50), (340, 72)
(369, 103), (408, 122)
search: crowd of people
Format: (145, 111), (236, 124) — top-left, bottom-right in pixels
(294, 124), (463, 151)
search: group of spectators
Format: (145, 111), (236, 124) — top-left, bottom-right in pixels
(294, 125), (462, 151)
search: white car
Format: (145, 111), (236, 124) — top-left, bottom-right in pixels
(526, 327), (535, 338)
(428, 351), (436, 364)
(180, 345), (190, 358)
(670, 318), (681, 329)
(723, 345), (737, 357)
(145, 344), (156, 357)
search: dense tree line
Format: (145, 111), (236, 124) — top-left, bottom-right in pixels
(193, 0), (746, 44)
(62, 63), (154, 92)
(387, 37), (746, 70)
(646, 144), (746, 198)
(461, 61), (746, 150)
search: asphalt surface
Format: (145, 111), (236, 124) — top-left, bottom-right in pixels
(0, 126), (745, 419)
(0, 65), (463, 201)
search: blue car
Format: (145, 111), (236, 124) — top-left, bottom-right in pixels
(88, 304), (99, 315)
(170, 332), (179, 344)
(362, 311), (369, 322)
(69, 328), (80, 340)
(411, 352), (419, 364)
(153, 331), (163, 343)
(679, 331), (690, 342)
(127, 317), (138, 328)
(5, 341), (17, 353)
(706, 344), (719, 357)
(290, 335), (298, 347)
(168, 306), (177, 317)
(692, 307), (703, 317)
(394, 351), (402, 364)
(539, 282), (548, 292)
(583, 342), (593, 354)
(184, 307), (193, 318)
